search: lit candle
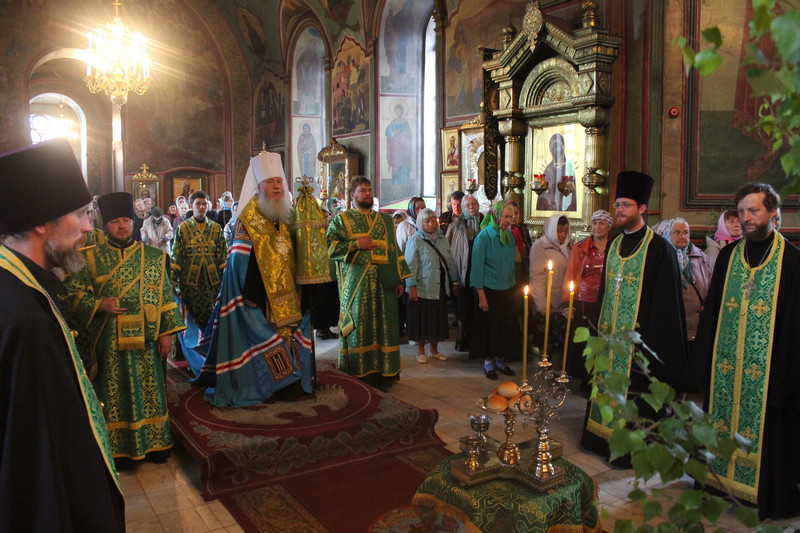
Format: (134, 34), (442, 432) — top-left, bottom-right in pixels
(523, 285), (529, 382)
(543, 260), (553, 363)
(562, 281), (574, 374)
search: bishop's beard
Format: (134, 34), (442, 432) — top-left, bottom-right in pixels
(257, 192), (293, 225)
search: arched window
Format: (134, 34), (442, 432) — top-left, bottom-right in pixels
(29, 93), (88, 180)
(289, 26), (326, 196)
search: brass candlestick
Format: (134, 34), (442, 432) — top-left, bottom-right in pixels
(496, 411), (520, 465)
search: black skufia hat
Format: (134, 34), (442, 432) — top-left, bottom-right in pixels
(615, 171), (654, 206)
(0, 139), (91, 234)
(97, 192), (135, 222)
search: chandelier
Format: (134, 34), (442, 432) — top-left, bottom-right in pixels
(84, 0), (151, 108)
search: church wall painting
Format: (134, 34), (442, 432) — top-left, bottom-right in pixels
(291, 116), (322, 196)
(292, 27), (325, 118)
(378, 0), (429, 95)
(236, 7), (267, 57)
(379, 97), (417, 206)
(527, 123), (585, 219)
(444, 0), (527, 120)
(124, 0), (225, 172)
(254, 69), (286, 149)
(331, 36), (370, 136)
(685, 0), (795, 207)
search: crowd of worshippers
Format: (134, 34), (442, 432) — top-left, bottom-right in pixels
(0, 139), (797, 529)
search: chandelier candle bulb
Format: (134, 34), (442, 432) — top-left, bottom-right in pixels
(523, 285), (529, 382)
(562, 281), (574, 374)
(542, 260), (553, 365)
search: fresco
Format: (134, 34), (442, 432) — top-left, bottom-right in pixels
(292, 27), (325, 117)
(254, 69), (287, 148)
(445, 0), (527, 119)
(291, 116), (322, 187)
(124, 0), (225, 171)
(378, 0), (431, 95)
(379, 97), (416, 204)
(331, 36), (369, 136)
(237, 7), (267, 56)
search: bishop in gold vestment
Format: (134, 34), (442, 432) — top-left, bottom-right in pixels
(193, 152), (317, 406)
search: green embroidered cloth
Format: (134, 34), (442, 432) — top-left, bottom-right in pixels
(412, 454), (599, 533)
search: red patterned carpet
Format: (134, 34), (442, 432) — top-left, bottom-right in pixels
(220, 446), (451, 533)
(166, 362), (446, 501)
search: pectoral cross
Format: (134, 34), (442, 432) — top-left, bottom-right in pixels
(613, 270), (624, 291)
(743, 273), (755, 301)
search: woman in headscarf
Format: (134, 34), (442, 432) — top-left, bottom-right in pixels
(704, 209), (742, 269)
(562, 209), (612, 388)
(663, 217), (712, 343)
(470, 201), (518, 379)
(446, 194), (483, 352)
(395, 196), (426, 253)
(405, 209), (459, 363)
(529, 214), (572, 366)
(395, 197), (425, 341)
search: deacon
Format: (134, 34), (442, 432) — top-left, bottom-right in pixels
(692, 183), (800, 519)
(0, 140), (124, 530)
(171, 190), (227, 355)
(581, 171), (688, 464)
(326, 177), (411, 390)
(63, 192), (186, 464)
(195, 152), (313, 406)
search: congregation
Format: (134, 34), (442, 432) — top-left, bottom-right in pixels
(1, 139), (798, 530)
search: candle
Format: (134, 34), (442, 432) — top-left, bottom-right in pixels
(562, 281), (575, 374)
(543, 260), (553, 363)
(523, 285), (529, 382)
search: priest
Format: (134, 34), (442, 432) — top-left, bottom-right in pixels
(0, 140), (124, 530)
(63, 192), (186, 464)
(194, 152), (314, 406)
(580, 171), (688, 464)
(326, 176), (411, 390)
(691, 182), (800, 519)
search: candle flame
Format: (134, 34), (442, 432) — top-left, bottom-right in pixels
(569, 280), (574, 292)
(547, 260), (553, 271)
(524, 285), (529, 296)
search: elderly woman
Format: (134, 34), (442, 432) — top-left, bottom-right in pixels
(446, 194), (483, 352)
(562, 209), (611, 385)
(705, 209), (742, 268)
(395, 196), (426, 253)
(470, 201), (518, 379)
(529, 214), (572, 364)
(664, 217), (712, 343)
(405, 209), (460, 363)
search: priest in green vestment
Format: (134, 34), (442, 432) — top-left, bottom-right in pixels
(692, 183), (800, 519)
(326, 177), (411, 390)
(171, 190), (228, 331)
(63, 192), (186, 463)
(581, 171), (688, 465)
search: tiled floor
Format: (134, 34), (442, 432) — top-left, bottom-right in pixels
(125, 334), (800, 532)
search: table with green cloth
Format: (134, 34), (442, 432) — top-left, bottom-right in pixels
(411, 453), (600, 533)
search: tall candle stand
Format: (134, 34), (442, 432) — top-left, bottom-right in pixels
(452, 360), (569, 490)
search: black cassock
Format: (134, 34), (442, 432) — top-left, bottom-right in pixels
(580, 225), (689, 464)
(691, 236), (800, 519)
(0, 249), (125, 532)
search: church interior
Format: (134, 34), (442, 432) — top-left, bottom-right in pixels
(2, 0), (799, 531)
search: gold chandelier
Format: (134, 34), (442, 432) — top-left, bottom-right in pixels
(84, 0), (151, 108)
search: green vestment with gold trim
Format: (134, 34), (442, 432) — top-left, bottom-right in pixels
(64, 241), (186, 459)
(171, 217), (227, 329)
(326, 208), (411, 378)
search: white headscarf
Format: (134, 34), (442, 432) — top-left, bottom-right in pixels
(543, 213), (571, 258)
(238, 151), (291, 208)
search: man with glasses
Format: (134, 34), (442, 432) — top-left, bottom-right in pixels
(581, 171), (688, 466)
